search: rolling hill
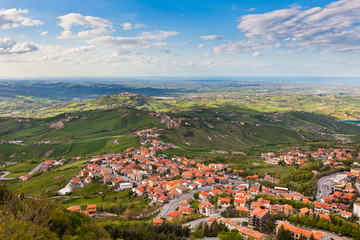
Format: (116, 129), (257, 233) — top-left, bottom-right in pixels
(0, 100), (359, 162)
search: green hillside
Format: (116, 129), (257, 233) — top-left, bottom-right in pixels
(1, 101), (359, 162)
(0, 107), (160, 161)
(161, 106), (360, 151)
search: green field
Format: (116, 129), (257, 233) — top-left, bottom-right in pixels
(7, 159), (89, 196)
(0, 162), (39, 178)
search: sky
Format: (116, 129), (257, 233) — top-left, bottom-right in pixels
(0, 0), (360, 78)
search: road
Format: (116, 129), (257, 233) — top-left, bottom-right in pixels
(0, 162), (44, 181)
(0, 171), (15, 180)
(154, 186), (211, 219)
(316, 172), (346, 200)
(29, 162), (44, 175)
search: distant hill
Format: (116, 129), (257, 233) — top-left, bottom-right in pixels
(161, 106), (360, 151)
(0, 101), (359, 161)
(0, 107), (161, 161)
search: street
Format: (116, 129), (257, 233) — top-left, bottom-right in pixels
(316, 172), (346, 200)
(154, 186), (211, 219)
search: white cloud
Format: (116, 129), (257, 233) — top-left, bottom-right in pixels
(200, 35), (223, 40)
(121, 22), (146, 30)
(87, 30), (178, 49)
(57, 13), (113, 39)
(64, 45), (96, 54)
(252, 51), (263, 57)
(277, 48), (303, 55)
(213, 40), (278, 54)
(237, 0), (360, 53)
(198, 44), (204, 48)
(0, 38), (38, 55)
(0, 8), (43, 29)
(40, 31), (48, 36)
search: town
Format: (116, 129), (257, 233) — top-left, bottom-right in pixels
(15, 125), (358, 240)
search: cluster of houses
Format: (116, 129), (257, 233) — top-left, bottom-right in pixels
(149, 112), (182, 128)
(59, 138), (176, 194)
(261, 148), (358, 167)
(40, 158), (66, 171)
(134, 128), (161, 139)
(67, 204), (97, 216)
(54, 125), (360, 239)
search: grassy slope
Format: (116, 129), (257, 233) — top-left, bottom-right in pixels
(161, 106), (360, 151)
(0, 107), (160, 161)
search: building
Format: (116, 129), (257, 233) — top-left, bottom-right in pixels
(238, 227), (265, 240)
(219, 218), (265, 240)
(214, 177), (229, 184)
(249, 207), (269, 231)
(167, 211), (183, 221)
(199, 202), (216, 216)
(119, 182), (133, 190)
(276, 221), (324, 240)
(353, 202), (360, 217)
(87, 204), (96, 214)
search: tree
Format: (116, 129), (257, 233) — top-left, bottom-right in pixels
(193, 192), (199, 199)
(217, 231), (244, 240)
(276, 225), (292, 240)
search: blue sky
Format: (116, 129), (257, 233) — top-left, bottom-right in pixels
(0, 0), (360, 77)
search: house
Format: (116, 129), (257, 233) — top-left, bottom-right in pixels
(218, 198), (231, 208)
(209, 189), (222, 196)
(167, 211), (183, 221)
(299, 207), (314, 216)
(341, 211), (352, 219)
(19, 174), (30, 182)
(256, 198), (270, 208)
(342, 193), (355, 200)
(67, 206), (81, 212)
(270, 204), (284, 214)
(284, 194), (293, 200)
(238, 227), (265, 240)
(158, 195), (168, 204)
(250, 202), (264, 210)
(214, 177), (229, 184)
(314, 202), (330, 214)
(319, 214), (330, 222)
(136, 187), (146, 196)
(284, 204), (294, 216)
(199, 192), (210, 200)
(344, 185), (355, 193)
(249, 207), (269, 231)
(353, 202), (360, 217)
(178, 206), (194, 215)
(234, 199), (246, 207)
(276, 221), (324, 240)
(219, 218), (264, 240)
(236, 206), (249, 216)
(87, 204), (96, 214)
(69, 177), (83, 191)
(199, 202), (216, 216)
(152, 219), (163, 225)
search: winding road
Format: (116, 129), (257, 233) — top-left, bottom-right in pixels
(0, 162), (44, 181)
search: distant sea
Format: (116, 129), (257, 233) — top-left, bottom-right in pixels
(2, 76), (360, 85)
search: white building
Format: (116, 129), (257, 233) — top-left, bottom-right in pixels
(353, 202), (360, 217)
